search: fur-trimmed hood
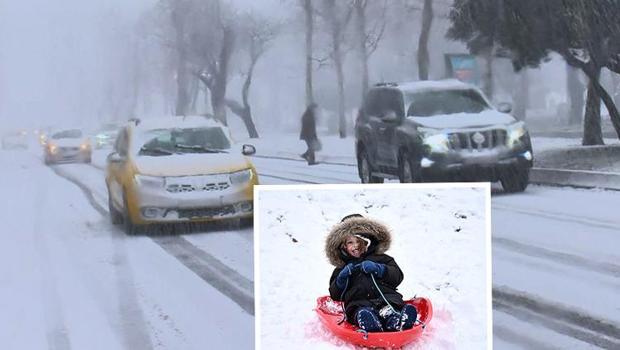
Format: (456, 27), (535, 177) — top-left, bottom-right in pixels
(325, 216), (392, 267)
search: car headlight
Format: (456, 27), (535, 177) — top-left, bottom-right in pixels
(48, 143), (58, 154)
(229, 169), (253, 185)
(507, 121), (527, 148)
(420, 128), (450, 153)
(135, 174), (165, 188)
(80, 143), (91, 150)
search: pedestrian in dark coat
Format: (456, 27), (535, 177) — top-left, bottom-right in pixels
(300, 103), (319, 165)
(325, 214), (418, 332)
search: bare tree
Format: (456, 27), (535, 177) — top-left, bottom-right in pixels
(353, 0), (387, 99)
(302, 0), (315, 106)
(566, 63), (584, 125)
(225, 14), (279, 138)
(318, 0), (354, 138)
(512, 68), (528, 121)
(417, 0), (433, 80)
(170, 0), (191, 116)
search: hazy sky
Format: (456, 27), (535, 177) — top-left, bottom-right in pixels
(0, 0), (157, 130)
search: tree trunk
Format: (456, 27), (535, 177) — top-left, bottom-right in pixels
(303, 0), (314, 106)
(172, 3), (190, 116)
(210, 27), (235, 126)
(588, 72), (620, 140)
(566, 64), (584, 125)
(189, 77), (199, 114)
(226, 99), (259, 138)
(612, 72), (620, 108)
(513, 68), (528, 121)
(482, 49), (494, 99)
(334, 45), (347, 138)
(354, 0), (369, 99)
(417, 0), (433, 80)
(583, 69), (604, 145)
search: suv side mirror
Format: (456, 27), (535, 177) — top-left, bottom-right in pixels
(107, 152), (123, 164)
(498, 102), (512, 114)
(242, 144), (256, 156)
(381, 110), (399, 123)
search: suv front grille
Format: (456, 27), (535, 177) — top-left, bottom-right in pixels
(449, 129), (507, 150)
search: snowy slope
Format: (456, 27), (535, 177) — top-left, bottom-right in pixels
(256, 185), (490, 349)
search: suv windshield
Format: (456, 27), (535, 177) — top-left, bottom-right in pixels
(406, 89), (489, 117)
(137, 127), (231, 157)
(52, 129), (83, 139)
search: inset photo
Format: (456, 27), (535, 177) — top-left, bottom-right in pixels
(255, 184), (491, 349)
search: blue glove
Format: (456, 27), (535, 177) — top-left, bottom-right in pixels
(359, 260), (386, 278)
(335, 263), (356, 290)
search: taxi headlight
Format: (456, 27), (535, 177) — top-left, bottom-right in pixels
(230, 169), (253, 185)
(507, 121), (527, 147)
(420, 128), (450, 153)
(135, 174), (165, 188)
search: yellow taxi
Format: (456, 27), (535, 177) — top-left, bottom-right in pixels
(105, 116), (258, 234)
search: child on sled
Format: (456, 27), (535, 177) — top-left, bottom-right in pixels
(326, 214), (418, 332)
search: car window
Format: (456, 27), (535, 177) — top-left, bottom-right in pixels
(406, 89), (490, 117)
(136, 127), (231, 157)
(364, 89), (381, 116)
(52, 129), (82, 139)
(379, 89), (404, 117)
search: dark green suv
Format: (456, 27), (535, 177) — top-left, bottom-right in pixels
(354, 80), (533, 192)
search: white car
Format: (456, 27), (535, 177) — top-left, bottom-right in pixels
(44, 129), (92, 164)
(2, 131), (29, 150)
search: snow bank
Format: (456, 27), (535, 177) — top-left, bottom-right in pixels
(256, 185), (490, 349)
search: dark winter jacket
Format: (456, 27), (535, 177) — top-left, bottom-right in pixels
(325, 217), (405, 323)
(300, 106), (317, 141)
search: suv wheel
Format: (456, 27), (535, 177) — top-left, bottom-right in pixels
(500, 166), (530, 193)
(399, 151), (422, 183)
(108, 188), (123, 225)
(358, 150), (384, 183)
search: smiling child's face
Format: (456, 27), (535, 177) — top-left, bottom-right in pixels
(344, 236), (366, 258)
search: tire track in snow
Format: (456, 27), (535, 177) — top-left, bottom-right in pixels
(51, 164), (255, 315)
(494, 324), (562, 350)
(33, 179), (72, 350)
(493, 237), (620, 278)
(49, 165), (154, 350)
(493, 203), (620, 231)
(493, 286), (620, 348)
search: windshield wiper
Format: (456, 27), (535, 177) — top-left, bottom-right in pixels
(174, 143), (228, 153)
(139, 146), (174, 156)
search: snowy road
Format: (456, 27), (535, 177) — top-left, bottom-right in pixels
(3, 148), (619, 349)
(253, 156), (620, 349)
(0, 150), (254, 350)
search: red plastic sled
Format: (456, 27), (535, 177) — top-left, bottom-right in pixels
(315, 296), (433, 349)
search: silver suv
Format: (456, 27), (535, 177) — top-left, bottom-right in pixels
(354, 80), (533, 192)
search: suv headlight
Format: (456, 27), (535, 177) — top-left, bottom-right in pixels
(230, 169), (253, 185)
(135, 174), (165, 188)
(507, 121), (528, 148)
(420, 128), (450, 153)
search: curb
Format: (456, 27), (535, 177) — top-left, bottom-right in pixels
(530, 168), (620, 191)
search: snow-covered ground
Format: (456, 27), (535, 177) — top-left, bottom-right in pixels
(256, 186), (490, 349)
(5, 130), (620, 350)
(238, 132), (620, 171)
(0, 150), (254, 349)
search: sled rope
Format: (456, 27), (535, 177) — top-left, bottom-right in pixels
(370, 274), (406, 331)
(337, 277), (350, 325)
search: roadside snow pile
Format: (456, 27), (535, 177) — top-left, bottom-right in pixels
(256, 186), (489, 349)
